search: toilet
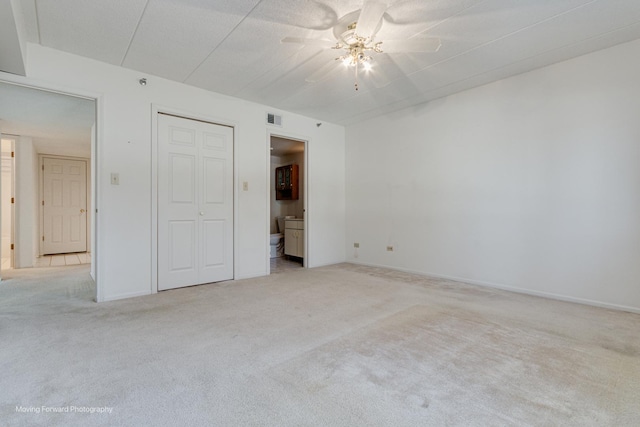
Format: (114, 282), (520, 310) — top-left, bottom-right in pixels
(269, 233), (283, 258)
(270, 215), (294, 258)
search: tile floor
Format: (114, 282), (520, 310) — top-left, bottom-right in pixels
(34, 252), (91, 268)
(270, 256), (303, 274)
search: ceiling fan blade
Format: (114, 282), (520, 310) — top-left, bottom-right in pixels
(306, 59), (341, 84)
(355, 1), (387, 40)
(281, 37), (336, 48)
(380, 38), (442, 53)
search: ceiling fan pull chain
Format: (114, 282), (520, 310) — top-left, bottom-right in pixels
(355, 60), (359, 91)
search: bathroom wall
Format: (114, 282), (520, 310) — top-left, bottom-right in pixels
(270, 151), (304, 233)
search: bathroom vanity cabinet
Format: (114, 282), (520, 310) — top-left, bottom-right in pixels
(284, 219), (304, 258)
(275, 164), (299, 200)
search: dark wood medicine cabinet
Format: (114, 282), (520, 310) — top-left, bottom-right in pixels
(275, 164), (299, 200)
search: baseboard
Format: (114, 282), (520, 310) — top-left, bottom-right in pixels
(347, 260), (640, 314)
(102, 290), (151, 302)
(308, 260), (346, 269)
(235, 271), (267, 280)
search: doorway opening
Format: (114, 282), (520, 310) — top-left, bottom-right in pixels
(0, 80), (97, 298)
(269, 135), (306, 274)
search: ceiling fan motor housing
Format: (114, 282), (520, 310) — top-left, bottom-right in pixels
(340, 28), (361, 46)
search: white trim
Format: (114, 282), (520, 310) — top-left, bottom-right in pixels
(348, 260), (640, 314)
(150, 107), (158, 294)
(102, 290), (151, 302)
(8, 138), (15, 270)
(0, 136), (16, 272)
(234, 272), (267, 281)
(151, 103), (238, 294)
(0, 75), (102, 302)
(309, 261), (343, 269)
(303, 137), (309, 269)
(0, 72), (98, 101)
(265, 135), (271, 275)
(89, 124), (96, 282)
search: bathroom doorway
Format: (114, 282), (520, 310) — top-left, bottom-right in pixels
(269, 135), (306, 274)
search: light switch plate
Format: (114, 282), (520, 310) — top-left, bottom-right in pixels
(111, 173), (119, 185)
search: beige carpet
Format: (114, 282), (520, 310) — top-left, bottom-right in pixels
(1, 263), (639, 426)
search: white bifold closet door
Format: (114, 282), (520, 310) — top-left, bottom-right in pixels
(157, 113), (233, 291)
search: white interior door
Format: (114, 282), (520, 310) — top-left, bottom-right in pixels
(42, 157), (88, 255)
(158, 113), (234, 291)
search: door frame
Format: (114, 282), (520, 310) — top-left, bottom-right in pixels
(38, 154), (90, 256)
(151, 104), (238, 294)
(266, 130), (309, 274)
(0, 75), (101, 301)
(0, 136), (15, 270)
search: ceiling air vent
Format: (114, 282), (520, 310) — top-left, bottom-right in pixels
(266, 112), (282, 127)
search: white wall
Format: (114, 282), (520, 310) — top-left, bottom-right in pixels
(15, 136), (38, 268)
(0, 0), (26, 75)
(35, 140), (91, 159)
(346, 39), (640, 312)
(14, 43), (345, 301)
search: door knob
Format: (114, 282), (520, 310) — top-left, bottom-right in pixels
(199, 211), (205, 216)
(80, 209), (85, 213)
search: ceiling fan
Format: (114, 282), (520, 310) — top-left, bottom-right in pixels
(282, 1), (441, 91)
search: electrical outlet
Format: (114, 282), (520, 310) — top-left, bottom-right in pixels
(386, 246), (394, 252)
(353, 242), (359, 248)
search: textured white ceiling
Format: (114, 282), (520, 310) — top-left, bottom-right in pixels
(18, 0), (640, 125)
(0, 81), (95, 157)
